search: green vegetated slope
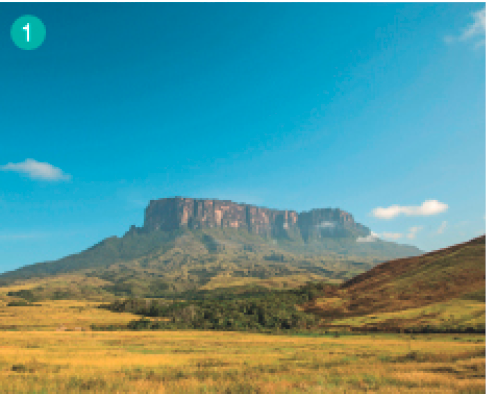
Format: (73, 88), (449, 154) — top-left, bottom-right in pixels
(303, 235), (485, 332)
(95, 236), (484, 334)
(0, 226), (420, 300)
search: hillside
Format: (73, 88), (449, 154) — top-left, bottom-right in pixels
(302, 235), (485, 332)
(0, 197), (421, 299)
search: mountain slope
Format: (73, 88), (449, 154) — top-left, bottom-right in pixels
(302, 235), (485, 332)
(341, 235), (485, 313)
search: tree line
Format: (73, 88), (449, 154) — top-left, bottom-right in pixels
(98, 282), (332, 332)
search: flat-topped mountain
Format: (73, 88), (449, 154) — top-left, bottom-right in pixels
(143, 197), (370, 240)
(0, 197), (421, 299)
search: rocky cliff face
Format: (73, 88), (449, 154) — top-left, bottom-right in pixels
(143, 197), (370, 240)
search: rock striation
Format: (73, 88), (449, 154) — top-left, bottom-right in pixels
(143, 197), (370, 240)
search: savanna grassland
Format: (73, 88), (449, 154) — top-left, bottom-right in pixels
(0, 328), (484, 394)
(0, 236), (484, 393)
(0, 294), (484, 393)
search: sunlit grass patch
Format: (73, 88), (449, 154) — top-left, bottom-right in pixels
(0, 299), (139, 330)
(0, 330), (483, 393)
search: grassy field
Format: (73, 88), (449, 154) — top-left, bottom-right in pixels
(0, 286), (484, 394)
(0, 294), (484, 393)
(0, 299), (484, 393)
(0, 330), (484, 393)
(0, 299), (139, 331)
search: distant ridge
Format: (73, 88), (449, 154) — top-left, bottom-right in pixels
(343, 235), (486, 291)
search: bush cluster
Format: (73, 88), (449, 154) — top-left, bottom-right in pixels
(6, 289), (37, 302)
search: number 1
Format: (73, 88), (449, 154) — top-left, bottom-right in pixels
(23, 23), (30, 42)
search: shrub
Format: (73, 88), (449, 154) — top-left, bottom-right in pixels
(7, 300), (34, 307)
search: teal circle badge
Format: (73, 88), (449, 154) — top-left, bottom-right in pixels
(11, 15), (46, 50)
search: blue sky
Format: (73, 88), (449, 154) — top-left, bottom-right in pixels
(0, 3), (484, 273)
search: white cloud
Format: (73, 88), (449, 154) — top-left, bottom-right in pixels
(381, 232), (403, 240)
(356, 231), (379, 243)
(446, 7), (485, 48)
(372, 200), (448, 220)
(406, 226), (423, 240)
(358, 227), (423, 242)
(437, 221), (448, 234)
(0, 159), (71, 181)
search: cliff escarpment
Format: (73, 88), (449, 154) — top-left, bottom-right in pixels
(143, 197), (370, 240)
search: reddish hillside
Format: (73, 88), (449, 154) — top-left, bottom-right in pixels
(304, 236), (485, 319)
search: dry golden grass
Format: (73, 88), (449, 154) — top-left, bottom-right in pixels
(0, 329), (484, 393)
(0, 300), (139, 331)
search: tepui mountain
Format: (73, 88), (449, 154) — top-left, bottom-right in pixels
(0, 197), (422, 299)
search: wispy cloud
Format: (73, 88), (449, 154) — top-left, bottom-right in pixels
(372, 200), (448, 220)
(357, 226), (424, 243)
(0, 159), (71, 182)
(446, 7), (485, 48)
(356, 231), (379, 243)
(437, 221), (448, 234)
(406, 226), (423, 240)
